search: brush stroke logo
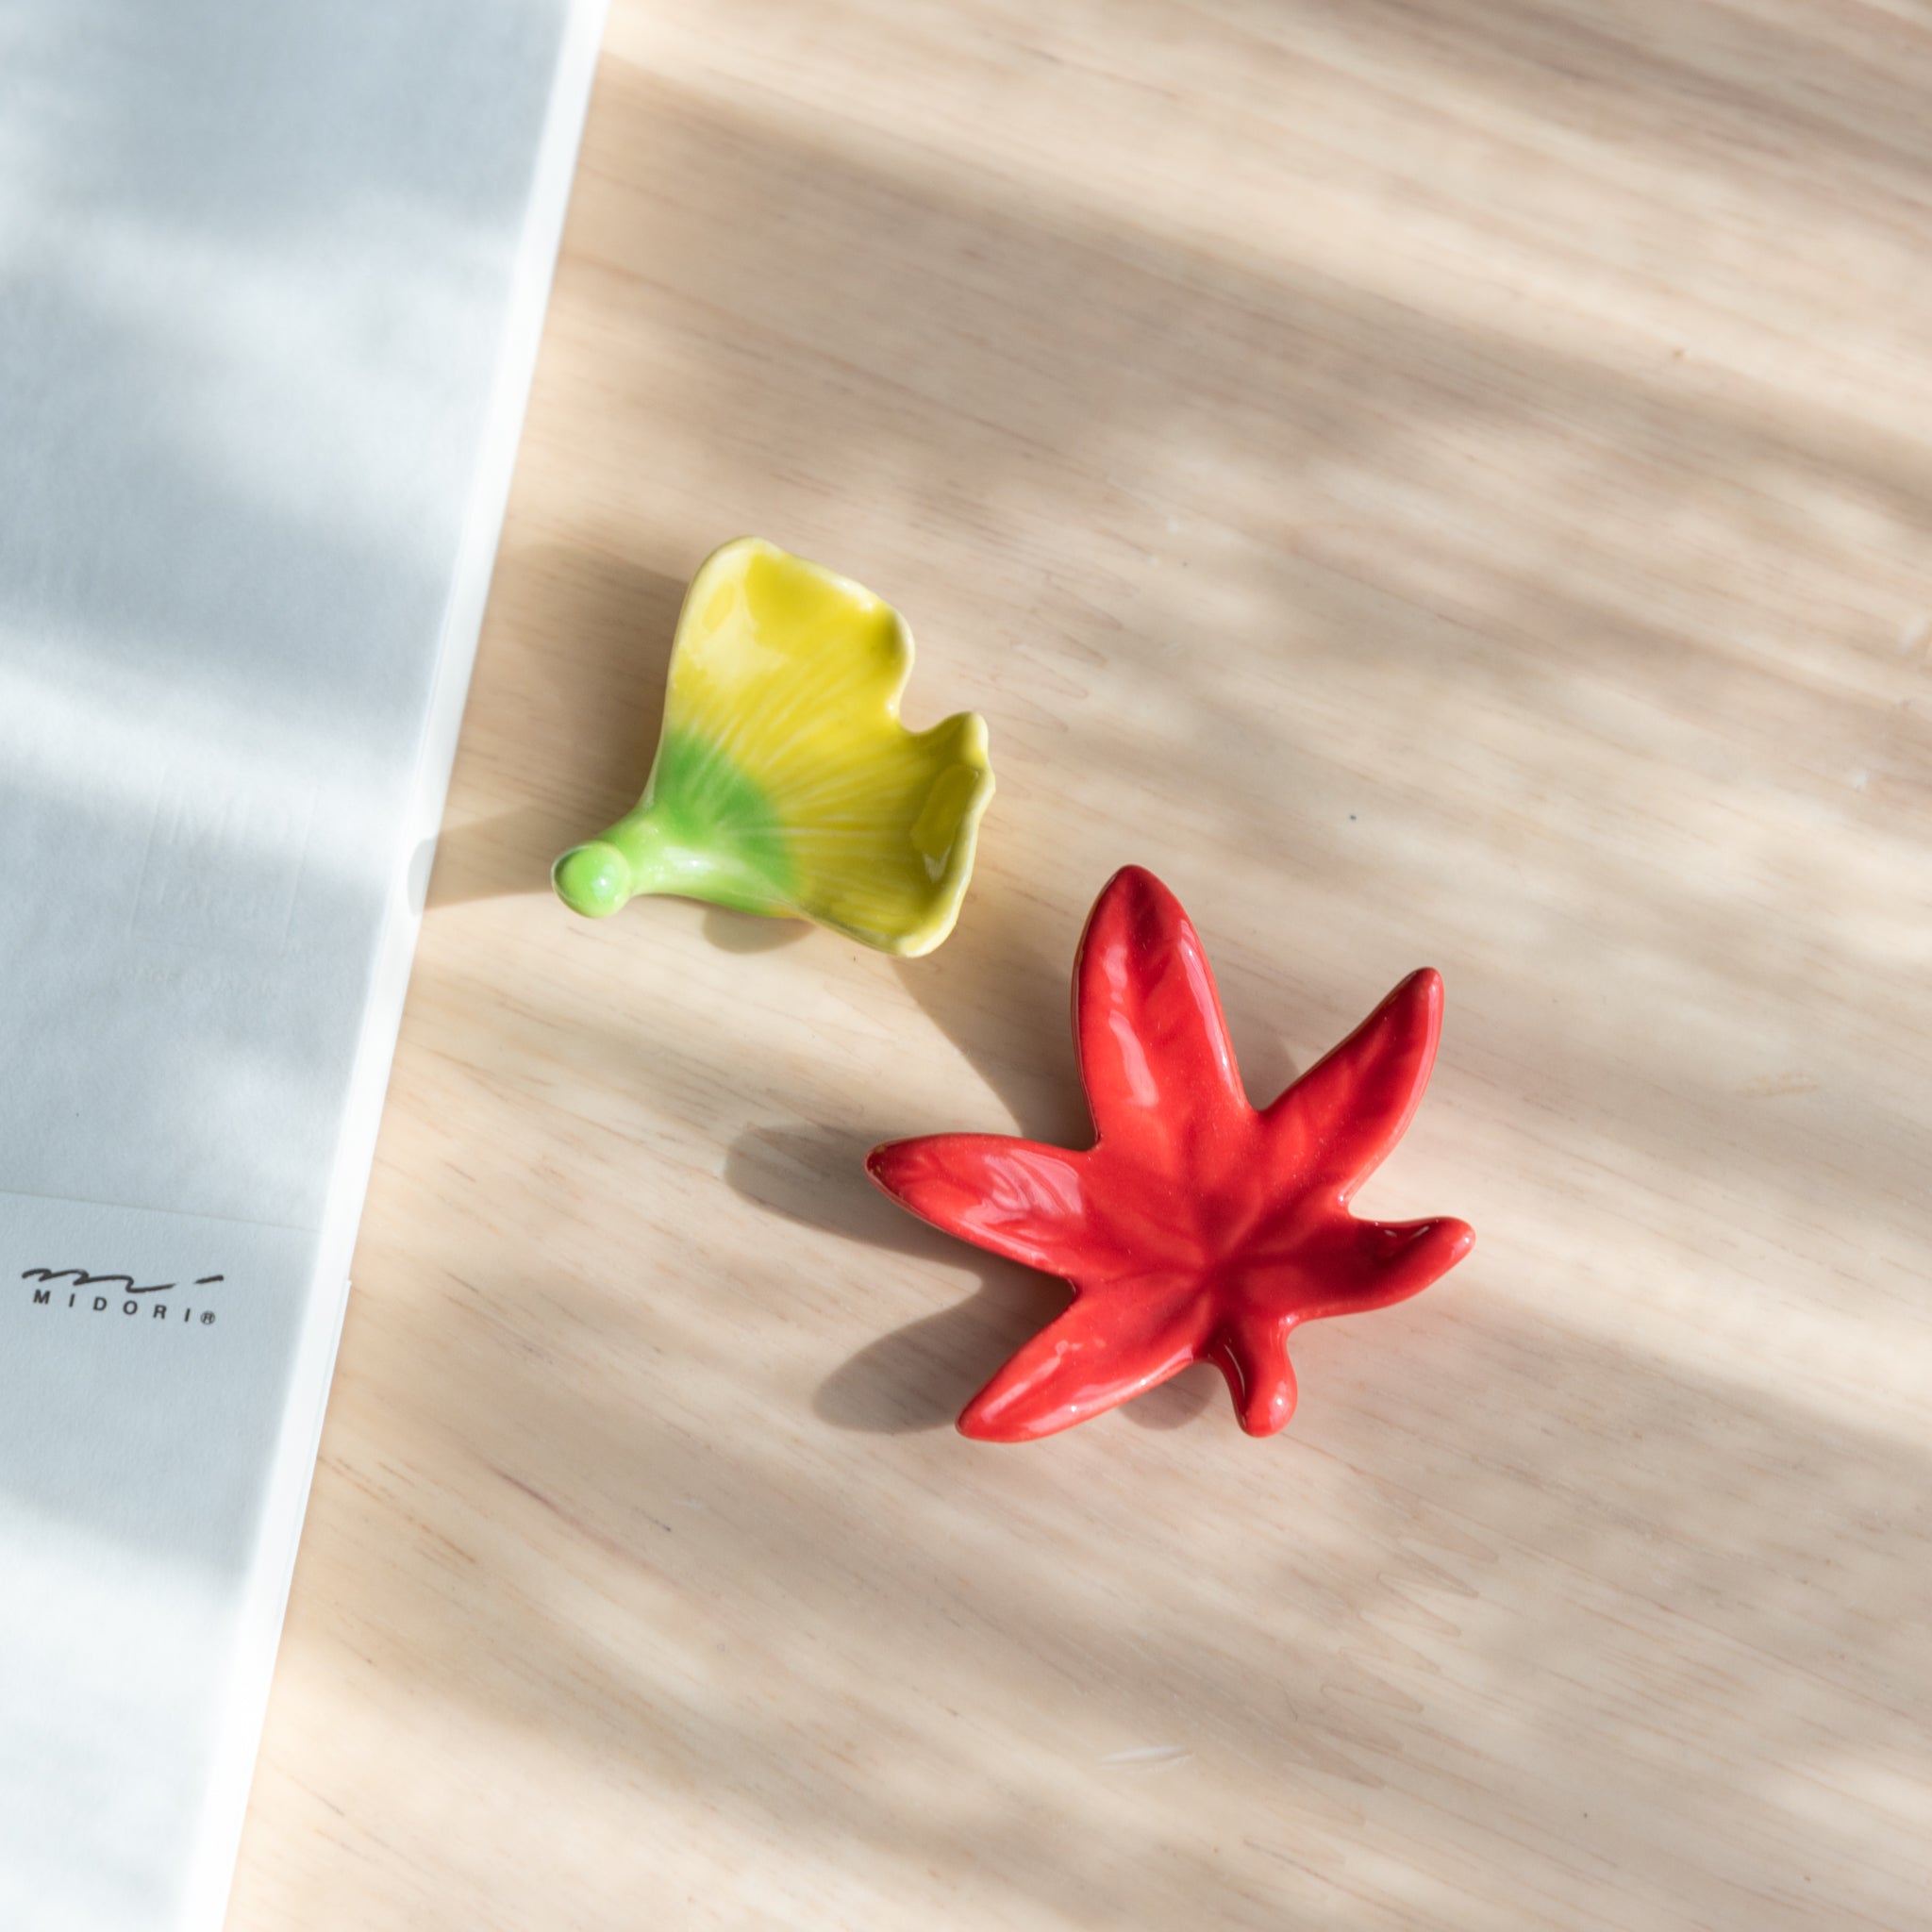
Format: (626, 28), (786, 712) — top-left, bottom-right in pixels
(23, 1267), (223, 1324)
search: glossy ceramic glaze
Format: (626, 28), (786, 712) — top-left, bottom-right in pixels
(554, 537), (995, 956)
(868, 867), (1474, 1441)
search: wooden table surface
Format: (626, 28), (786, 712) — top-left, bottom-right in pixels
(227, 4), (1932, 1926)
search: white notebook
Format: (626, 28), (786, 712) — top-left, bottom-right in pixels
(0, 3), (605, 1924)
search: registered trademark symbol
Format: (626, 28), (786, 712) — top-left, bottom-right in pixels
(200, 1310), (216, 1324)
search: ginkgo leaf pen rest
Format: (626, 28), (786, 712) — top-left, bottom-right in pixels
(554, 537), (995, 957)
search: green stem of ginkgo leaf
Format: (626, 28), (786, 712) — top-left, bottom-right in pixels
(551, 729), (798, 920)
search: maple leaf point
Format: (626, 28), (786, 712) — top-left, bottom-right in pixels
(867, 866), (1474, 1441)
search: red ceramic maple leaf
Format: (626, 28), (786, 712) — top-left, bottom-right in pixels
(867, 867), (1473, 1441)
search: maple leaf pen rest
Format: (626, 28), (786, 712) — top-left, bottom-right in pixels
(867, 866), (1474, 1441)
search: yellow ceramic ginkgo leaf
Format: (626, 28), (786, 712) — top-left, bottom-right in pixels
(553, 538), (995, 956)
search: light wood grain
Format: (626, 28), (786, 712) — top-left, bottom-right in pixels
(228, 4), (1932, 1926)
